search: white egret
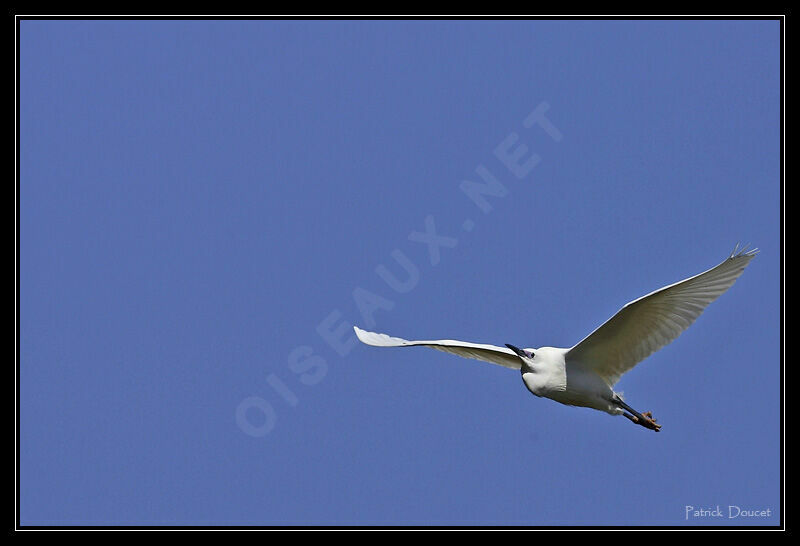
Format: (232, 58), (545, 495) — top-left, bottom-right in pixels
(354, 246), (758, 431)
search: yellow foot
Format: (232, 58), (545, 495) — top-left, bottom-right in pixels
(641, 411), (661, 431)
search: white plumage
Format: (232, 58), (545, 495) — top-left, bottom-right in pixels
(354, 246), (758, 431)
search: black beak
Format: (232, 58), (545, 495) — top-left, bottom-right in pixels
(505, 344), (527, 358)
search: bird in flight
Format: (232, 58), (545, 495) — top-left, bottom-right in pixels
(354, 245), (758, 432)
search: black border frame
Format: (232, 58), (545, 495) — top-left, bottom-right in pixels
(13, 14), (786, 532)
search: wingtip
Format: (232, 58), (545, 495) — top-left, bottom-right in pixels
(353, 325), (382, 345)
(730, 243), (760, 259)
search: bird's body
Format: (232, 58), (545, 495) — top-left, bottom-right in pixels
(519, 347), (620, 415)
(354, 246), (758, 431)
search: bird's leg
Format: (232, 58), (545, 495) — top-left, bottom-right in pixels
(614, 397), (661, 432)
(622, 412), (639, 424)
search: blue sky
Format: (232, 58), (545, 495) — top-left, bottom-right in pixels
(19, 20), (781, 526)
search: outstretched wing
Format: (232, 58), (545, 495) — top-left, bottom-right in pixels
(566, 245), (758, 386)
(354, 326), (521, 370)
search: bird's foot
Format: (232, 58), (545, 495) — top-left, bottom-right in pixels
(639, 411), (661, 432)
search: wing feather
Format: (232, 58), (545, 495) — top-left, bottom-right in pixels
(566, 246), (758, 385)
(354, 326), (521, 370)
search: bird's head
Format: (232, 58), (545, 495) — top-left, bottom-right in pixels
(505, 344), (536, 369)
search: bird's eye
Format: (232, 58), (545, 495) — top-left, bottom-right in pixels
(526, 350), (535, 358)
